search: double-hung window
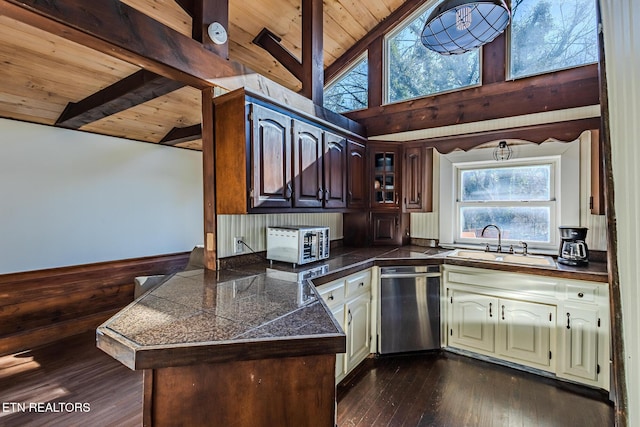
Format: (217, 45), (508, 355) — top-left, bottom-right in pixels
(454, 158), (559, 250)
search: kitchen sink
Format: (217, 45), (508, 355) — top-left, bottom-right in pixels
(447, 249), (556, 267)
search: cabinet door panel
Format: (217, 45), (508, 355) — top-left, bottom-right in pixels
(450, 292), (498, 353)
(323, 132), (347, 209)
(251, 105), (292, 208)
(404, 146), (423, 211)
(293, 120), (323, 208)
(371, 213), (400, 245)
(346, 293), (371, 372)
(347, 140), (366, 209)
(560, 304), (599, 381)
(497, 300), (553, 369)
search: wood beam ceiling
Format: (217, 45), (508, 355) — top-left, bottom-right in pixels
(253, 0), (323, 104)
(0, 0), (251, 89)
(56, 70), (185, 129)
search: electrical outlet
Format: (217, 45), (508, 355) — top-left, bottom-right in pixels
(233, 236), (245, 254)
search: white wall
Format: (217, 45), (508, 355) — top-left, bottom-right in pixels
(600, 1), (640, 425)
(0, 119), (203, 274)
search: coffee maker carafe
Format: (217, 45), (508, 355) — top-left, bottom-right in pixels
(558, 226), (589, 266)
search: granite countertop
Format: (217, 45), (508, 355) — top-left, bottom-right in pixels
(97, 245), (608, 371)
(97, 268), (345, 370)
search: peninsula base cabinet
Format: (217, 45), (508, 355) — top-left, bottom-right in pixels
(444, 265), (610, 390)
(317, 269), (372, 383)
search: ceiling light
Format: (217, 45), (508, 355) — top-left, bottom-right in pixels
(421, 0), (511, 55)
(493, 140), (512, 161)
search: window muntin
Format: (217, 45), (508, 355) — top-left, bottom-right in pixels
(323, 54), (368, 114)
(385, 3), (480, 104)
(456, 161), (557, 246)
(509, 0), (598, 79)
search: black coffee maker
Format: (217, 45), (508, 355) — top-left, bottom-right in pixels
(558, 226), (589, 266)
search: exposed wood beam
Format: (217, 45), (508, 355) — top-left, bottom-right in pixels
(56, 70), (185, 129)
(253, 28), (303, 82)
(416, 117), (601, 154)
(192, 0), (229, 59)
(301, 0), (323, 104)
(346, 64), (600, 137)
(201, 87), (216, 270)
(0, 0), (252, 90)
(160, 124), (202, 145)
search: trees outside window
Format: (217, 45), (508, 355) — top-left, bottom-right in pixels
(457, 163), (556, 244)
(510, 0), (598, 79)
(324, 55), (368, 114)
(386, 5), (480, 103)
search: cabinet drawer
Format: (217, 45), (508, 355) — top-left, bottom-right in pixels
(345, 270), (372, 298)
(317, 280), (346, 308)
(565, 283), (598, 303)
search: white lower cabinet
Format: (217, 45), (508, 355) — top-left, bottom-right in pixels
(444, 265), (609, 390)
(316, 268), (372, 383)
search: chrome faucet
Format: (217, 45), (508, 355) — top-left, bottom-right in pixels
(481, 224), (502, 253)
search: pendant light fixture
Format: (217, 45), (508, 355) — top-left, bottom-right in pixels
(493, 140), (513, 161)
(421, 0), (511, 55)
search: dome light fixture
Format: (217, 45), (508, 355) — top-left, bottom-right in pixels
(421, 0), (511, 55)
(493, 140), (513, 161)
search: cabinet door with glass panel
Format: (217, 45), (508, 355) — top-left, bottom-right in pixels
(370, 142), (401, 209)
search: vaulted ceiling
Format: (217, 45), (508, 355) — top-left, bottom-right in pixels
(0, 0), (406, 150)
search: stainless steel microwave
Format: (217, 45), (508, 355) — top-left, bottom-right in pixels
(266, 226), (330, 267)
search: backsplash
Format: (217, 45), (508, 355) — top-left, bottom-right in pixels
(217, 213), (343, 258)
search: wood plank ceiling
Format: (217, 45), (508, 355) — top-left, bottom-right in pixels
(0, 0), (406, 150)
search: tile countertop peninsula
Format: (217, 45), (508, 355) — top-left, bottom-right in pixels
(97, 245), (608, 371)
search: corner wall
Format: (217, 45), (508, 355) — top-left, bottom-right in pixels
(0, 119), (203, 274)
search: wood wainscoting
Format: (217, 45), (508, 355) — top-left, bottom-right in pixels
(0, 252), (189, 357)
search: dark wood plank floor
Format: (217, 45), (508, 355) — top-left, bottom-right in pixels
(0, 333), (614, 426)
(337, 353), (614, 427)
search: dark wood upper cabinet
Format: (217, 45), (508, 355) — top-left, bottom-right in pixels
(293, 120), (324, 208)
(347, 140), (367, 209)
(213, 88), (364, 214)
(403, 144), (433, 213)
(251, 104), (293, 209)
(323, 132), (348, 209)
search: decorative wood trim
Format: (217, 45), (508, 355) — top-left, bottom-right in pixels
(253, 28), (303, 82)
(418, 117), (601, 154)
(55, 70), (185, 129)
(346, 64), (599, 137)
(161, 124), (202, 145)
(0, 0), (252, 89)
(0, 252), (190, 356)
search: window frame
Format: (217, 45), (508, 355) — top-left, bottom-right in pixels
(506, 0), (599, 81)
(439, 140), (581, 254)
(454, 159), (559, 248)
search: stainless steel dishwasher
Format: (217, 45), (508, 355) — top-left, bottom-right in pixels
(379, 265), (440, 354)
